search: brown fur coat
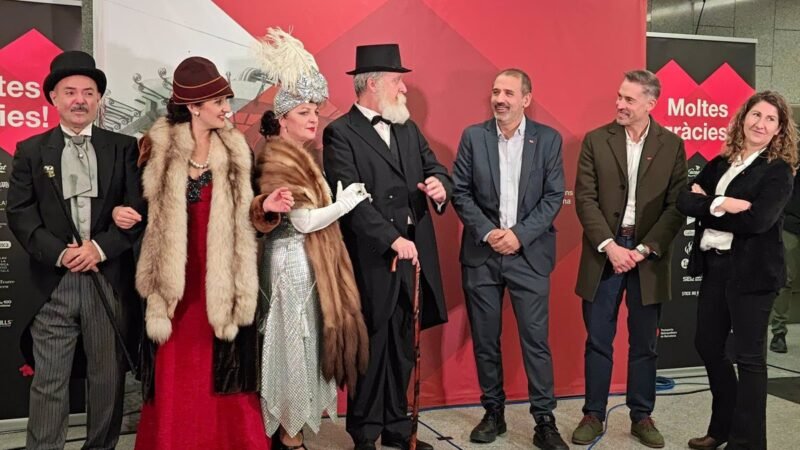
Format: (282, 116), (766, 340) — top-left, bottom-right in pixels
(251, 137), (369, 392)
(136, 118), (258, 344)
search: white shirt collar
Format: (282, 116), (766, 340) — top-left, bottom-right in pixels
(60, 123), (93, 137)
(625, 119), (650, 145)
(734, 147), (766, 167)
(496, 117), (526, 139)
(354, 102), (381, 123)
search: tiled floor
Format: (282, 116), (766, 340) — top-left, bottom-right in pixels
(2, 325), (799, 450)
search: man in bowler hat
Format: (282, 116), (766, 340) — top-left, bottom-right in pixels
(7, 50), (144, 449)
(323, 44), (453, 450)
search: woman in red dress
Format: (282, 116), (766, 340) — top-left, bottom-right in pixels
(122, 57), (287, 450)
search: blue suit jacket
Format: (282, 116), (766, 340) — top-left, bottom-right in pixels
(452, 117), (565, 276)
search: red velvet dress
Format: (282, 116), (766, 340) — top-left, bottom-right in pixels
(135, 177), (270, 450)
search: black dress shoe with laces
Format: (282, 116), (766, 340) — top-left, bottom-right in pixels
(470, 409), (507, 443)
(381, 436), (434, 450)
(533, 416), (569, 450)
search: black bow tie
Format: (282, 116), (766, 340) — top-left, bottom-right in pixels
(371, 115), (391, 126)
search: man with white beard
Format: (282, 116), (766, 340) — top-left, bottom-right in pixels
(323, 44), (453, 450)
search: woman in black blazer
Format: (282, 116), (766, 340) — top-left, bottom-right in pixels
(678, 91), (798, 450)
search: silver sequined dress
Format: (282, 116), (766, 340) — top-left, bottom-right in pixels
(259, 220), (338, 437)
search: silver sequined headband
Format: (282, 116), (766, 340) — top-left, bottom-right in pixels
(273, 69), (328, 117)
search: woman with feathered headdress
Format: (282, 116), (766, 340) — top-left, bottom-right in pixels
(251, 28), (371, 450)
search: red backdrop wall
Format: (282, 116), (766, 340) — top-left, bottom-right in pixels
(216, 0), (647, 408)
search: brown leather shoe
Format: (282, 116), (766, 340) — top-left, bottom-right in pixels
(688, 435), (726, 449)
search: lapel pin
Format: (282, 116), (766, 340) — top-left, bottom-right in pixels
(646, 156), (654, 160)
(528, 139), (534, 143)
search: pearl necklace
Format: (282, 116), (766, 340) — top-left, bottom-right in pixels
(188, 157), (209, 170)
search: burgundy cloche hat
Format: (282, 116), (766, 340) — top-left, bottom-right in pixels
(170, 56), (234, 105)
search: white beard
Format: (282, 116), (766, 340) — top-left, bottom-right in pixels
(379, 92), (411, 124)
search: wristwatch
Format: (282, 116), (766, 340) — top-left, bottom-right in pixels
(635, 244), (651, 258)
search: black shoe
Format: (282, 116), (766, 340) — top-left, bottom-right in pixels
(770, 333), (788, 353)
(470, 409), (507, 443)
(381, 436), (434, 450)
(353, 441), (376, 450)
(533, 416), (569, 450)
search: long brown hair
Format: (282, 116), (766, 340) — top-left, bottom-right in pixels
(722, 90), (798, 170)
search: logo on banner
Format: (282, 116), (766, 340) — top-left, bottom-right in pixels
(0, 241), (10, 249)
(0, 29), (62, 156)
(659, 328), (678, 339)
(652, 60), (753, 161)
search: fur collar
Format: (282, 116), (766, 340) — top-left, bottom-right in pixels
(136, 117), (258, 344)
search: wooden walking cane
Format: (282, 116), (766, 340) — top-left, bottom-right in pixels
(42, 165), (137, 373)
(391, 255), (423, 450)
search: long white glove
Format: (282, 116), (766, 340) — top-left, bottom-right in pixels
(288, 181), (371, 233)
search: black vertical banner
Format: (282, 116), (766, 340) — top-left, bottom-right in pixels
(0, 0), (83, 421)
(647, 32), (756, 369)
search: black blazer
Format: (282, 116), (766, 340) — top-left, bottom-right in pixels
(452, 117), (565, 275)
(677, 153), (793, 294)
(7, 125), (145, 368)
(323, 105), (453, 332)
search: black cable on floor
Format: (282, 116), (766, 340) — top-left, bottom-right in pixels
(417, 418), (462, 450)
(767, 363), (800, 376)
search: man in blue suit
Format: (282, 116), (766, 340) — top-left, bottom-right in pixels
(452, 69), (567, 450)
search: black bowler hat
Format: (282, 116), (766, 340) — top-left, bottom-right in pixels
(346, 44), (411, 75)
(42, 51), (107, 105)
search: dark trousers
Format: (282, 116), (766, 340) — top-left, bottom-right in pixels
(463, 252), (556, 420)
(696, 251), (775, 450)
(27, 272), (125, 450)
(582, 234), (661, 422)
(346, 287), (414, 444)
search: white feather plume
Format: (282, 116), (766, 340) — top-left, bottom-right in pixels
(254, 27), (318, 93)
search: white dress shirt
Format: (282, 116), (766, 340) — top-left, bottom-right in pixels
(700, 148), (765, 251)
(598, 121), (650, 252)
(480, 119), (526, 242)
(355, 102), (391, 146)
(498, 119), (525, 229)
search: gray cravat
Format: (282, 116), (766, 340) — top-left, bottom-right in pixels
(61, 135), (97, 240)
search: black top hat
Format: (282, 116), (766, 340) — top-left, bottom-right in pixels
(346, 44), (411, 75)
(43, 51), (107, 105)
